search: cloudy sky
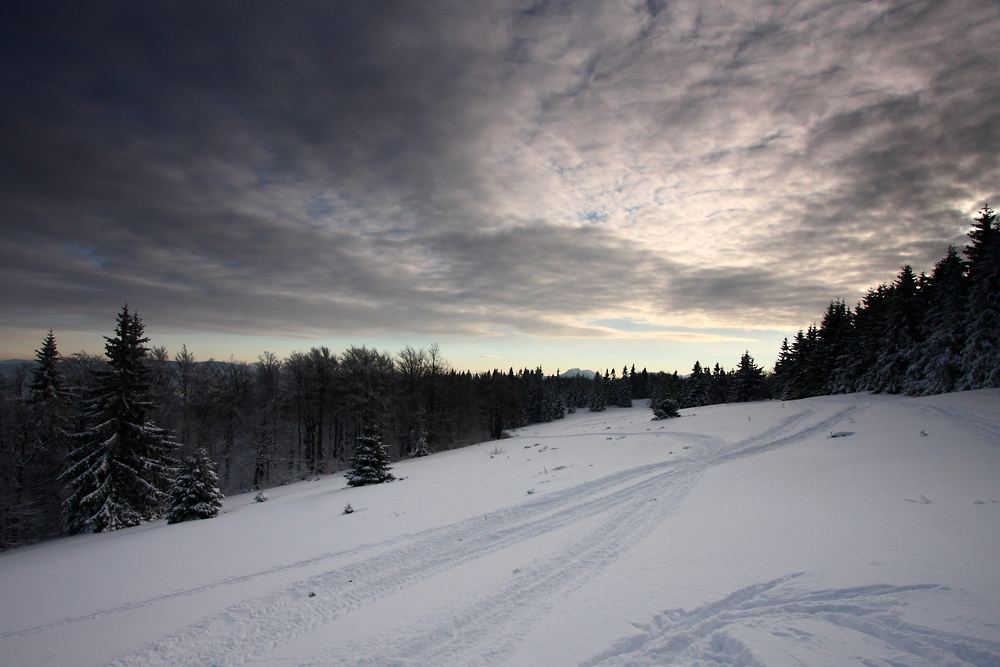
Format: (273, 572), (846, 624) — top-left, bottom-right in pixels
(2, 0), (998, 373)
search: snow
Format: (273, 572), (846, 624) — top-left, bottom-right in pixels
(2, 391), (999, 666)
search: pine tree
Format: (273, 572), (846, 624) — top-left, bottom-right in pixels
(60, 305), (177, 533)
(617, 366), (633, 408)
(682, 361), (709, 408)
(589, 373), (607, 412)
(708, 363), (731, 405)
(906, 247), (967, 395)
(29, 329), (64, 403)
(166, 449), (224, 524)
(346, 413), (395, 486)
(874, 266), (923, 393)
(962, 204), (1000, 389)
(733, 351), (765, 402)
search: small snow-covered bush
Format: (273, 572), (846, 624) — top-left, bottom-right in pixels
(651, 397), (681, 420)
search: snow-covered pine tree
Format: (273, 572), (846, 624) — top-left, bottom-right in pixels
(650, 394), (680, 419)
(60, 305), (177, 533)
(874, 266), (923, 393)
(166, 449), (224, 524)
(682, 361), (710, 407)
(617, 366), (633, 408)
(29, 329), (64, 403)
(733, 351), (766, 402)
(961, 204), (1000, 389)
(346, 413), (395, 486)
(588, 372), (607, 412)
(906, 247), (968, 395)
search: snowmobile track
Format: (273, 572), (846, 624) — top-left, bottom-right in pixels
(102, 399), (876, 666)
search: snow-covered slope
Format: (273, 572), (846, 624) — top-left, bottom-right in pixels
(2, 391), (999, 666)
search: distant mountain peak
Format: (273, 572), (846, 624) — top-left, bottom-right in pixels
(558, 368), (596, 379)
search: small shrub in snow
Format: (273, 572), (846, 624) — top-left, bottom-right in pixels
(651, 397), (681, 420)
(343, 502), (354, 515)
(254, 491), (269, 503)
(166, 449), (224, 524)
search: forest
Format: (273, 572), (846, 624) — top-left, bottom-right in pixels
(0, 203), (996, 549)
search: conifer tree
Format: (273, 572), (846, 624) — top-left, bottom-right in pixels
(906, 247), (967, 394)
(167, 449), (224, 524)
(962, 204), (1000, 389)
(30, 329), (64, 403)
(60, 305), (176, 533)
(734, 351), (765, 402)
(874, 266), (923, 393)
(617, 366), (633, 407)
(683, 361), (709, 408)
(346, 413), (395, 486)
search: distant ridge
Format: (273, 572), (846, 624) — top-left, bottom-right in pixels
(558, 368), (596, 379)
(0, 359), (30, 378)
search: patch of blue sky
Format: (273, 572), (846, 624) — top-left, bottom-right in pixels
(579, 210), (606, 223)
(65, 244), (106, 267)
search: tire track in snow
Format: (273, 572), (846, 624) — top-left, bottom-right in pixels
(287, 400), (868, 666)
(580, 575), (1000, 667)
(5, 430), (714, 641)
(104, 399), (863, 667)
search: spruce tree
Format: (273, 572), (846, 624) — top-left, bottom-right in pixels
(167, 449), (224, 524)
(617, 366), (633, 407)
(346, 413), (395, 486)
(29, 329), (64, 403)
(734, 351), (765, 402)
(874, 266), (923, 393)
(906, 247), (967, 395)
(589, 373), (607, 412)
(962, 204), (1000, 389)
(60, 305), (176, 533)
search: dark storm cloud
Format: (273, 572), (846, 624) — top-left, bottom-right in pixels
(2, 0), (999, 347)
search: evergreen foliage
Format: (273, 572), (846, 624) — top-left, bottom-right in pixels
(166, 449), (224, 524)
(346, 414), (395, 486)
(30, 330), (64, 403)
(773, 202), (1000, 399)
(733, 352), (766, 402)
(588, 372), (607, 412)
(60, 305), (176, 533)
(961, 204), (1000, 389)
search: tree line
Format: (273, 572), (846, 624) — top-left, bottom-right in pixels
(772, 204), (1000, 399)
(0, 303), (774, 549)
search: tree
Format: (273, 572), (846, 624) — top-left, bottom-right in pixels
(589, 372), (607, 412)
(166, 449), (224, 524)
(60, 305), (177, 533)
(874, 266), (923, 393)
(650, 396), (680, 419)
(733, 351), (766, 402)
(346, 412), (395, 487)
(29, 330), (64, 403)
(906, 247), (967, 395)
(962, 204), (1000, 389)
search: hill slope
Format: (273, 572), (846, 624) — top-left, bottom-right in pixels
(2, 391), (999, 666)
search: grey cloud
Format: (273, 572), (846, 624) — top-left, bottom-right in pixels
(2, 0), (999, 350)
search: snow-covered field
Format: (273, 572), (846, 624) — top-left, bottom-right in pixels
(2, 391), (1000, 666)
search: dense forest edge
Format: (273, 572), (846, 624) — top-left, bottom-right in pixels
(1, 204), (997, 549)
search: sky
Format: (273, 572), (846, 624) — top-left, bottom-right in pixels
(2, 0), (998, 374)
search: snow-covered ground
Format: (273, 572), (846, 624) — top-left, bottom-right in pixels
(2, 391), (999, 666)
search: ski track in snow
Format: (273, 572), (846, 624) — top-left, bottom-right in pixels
(93, 398), (875, 667)
(580, 575), (1000, 667)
